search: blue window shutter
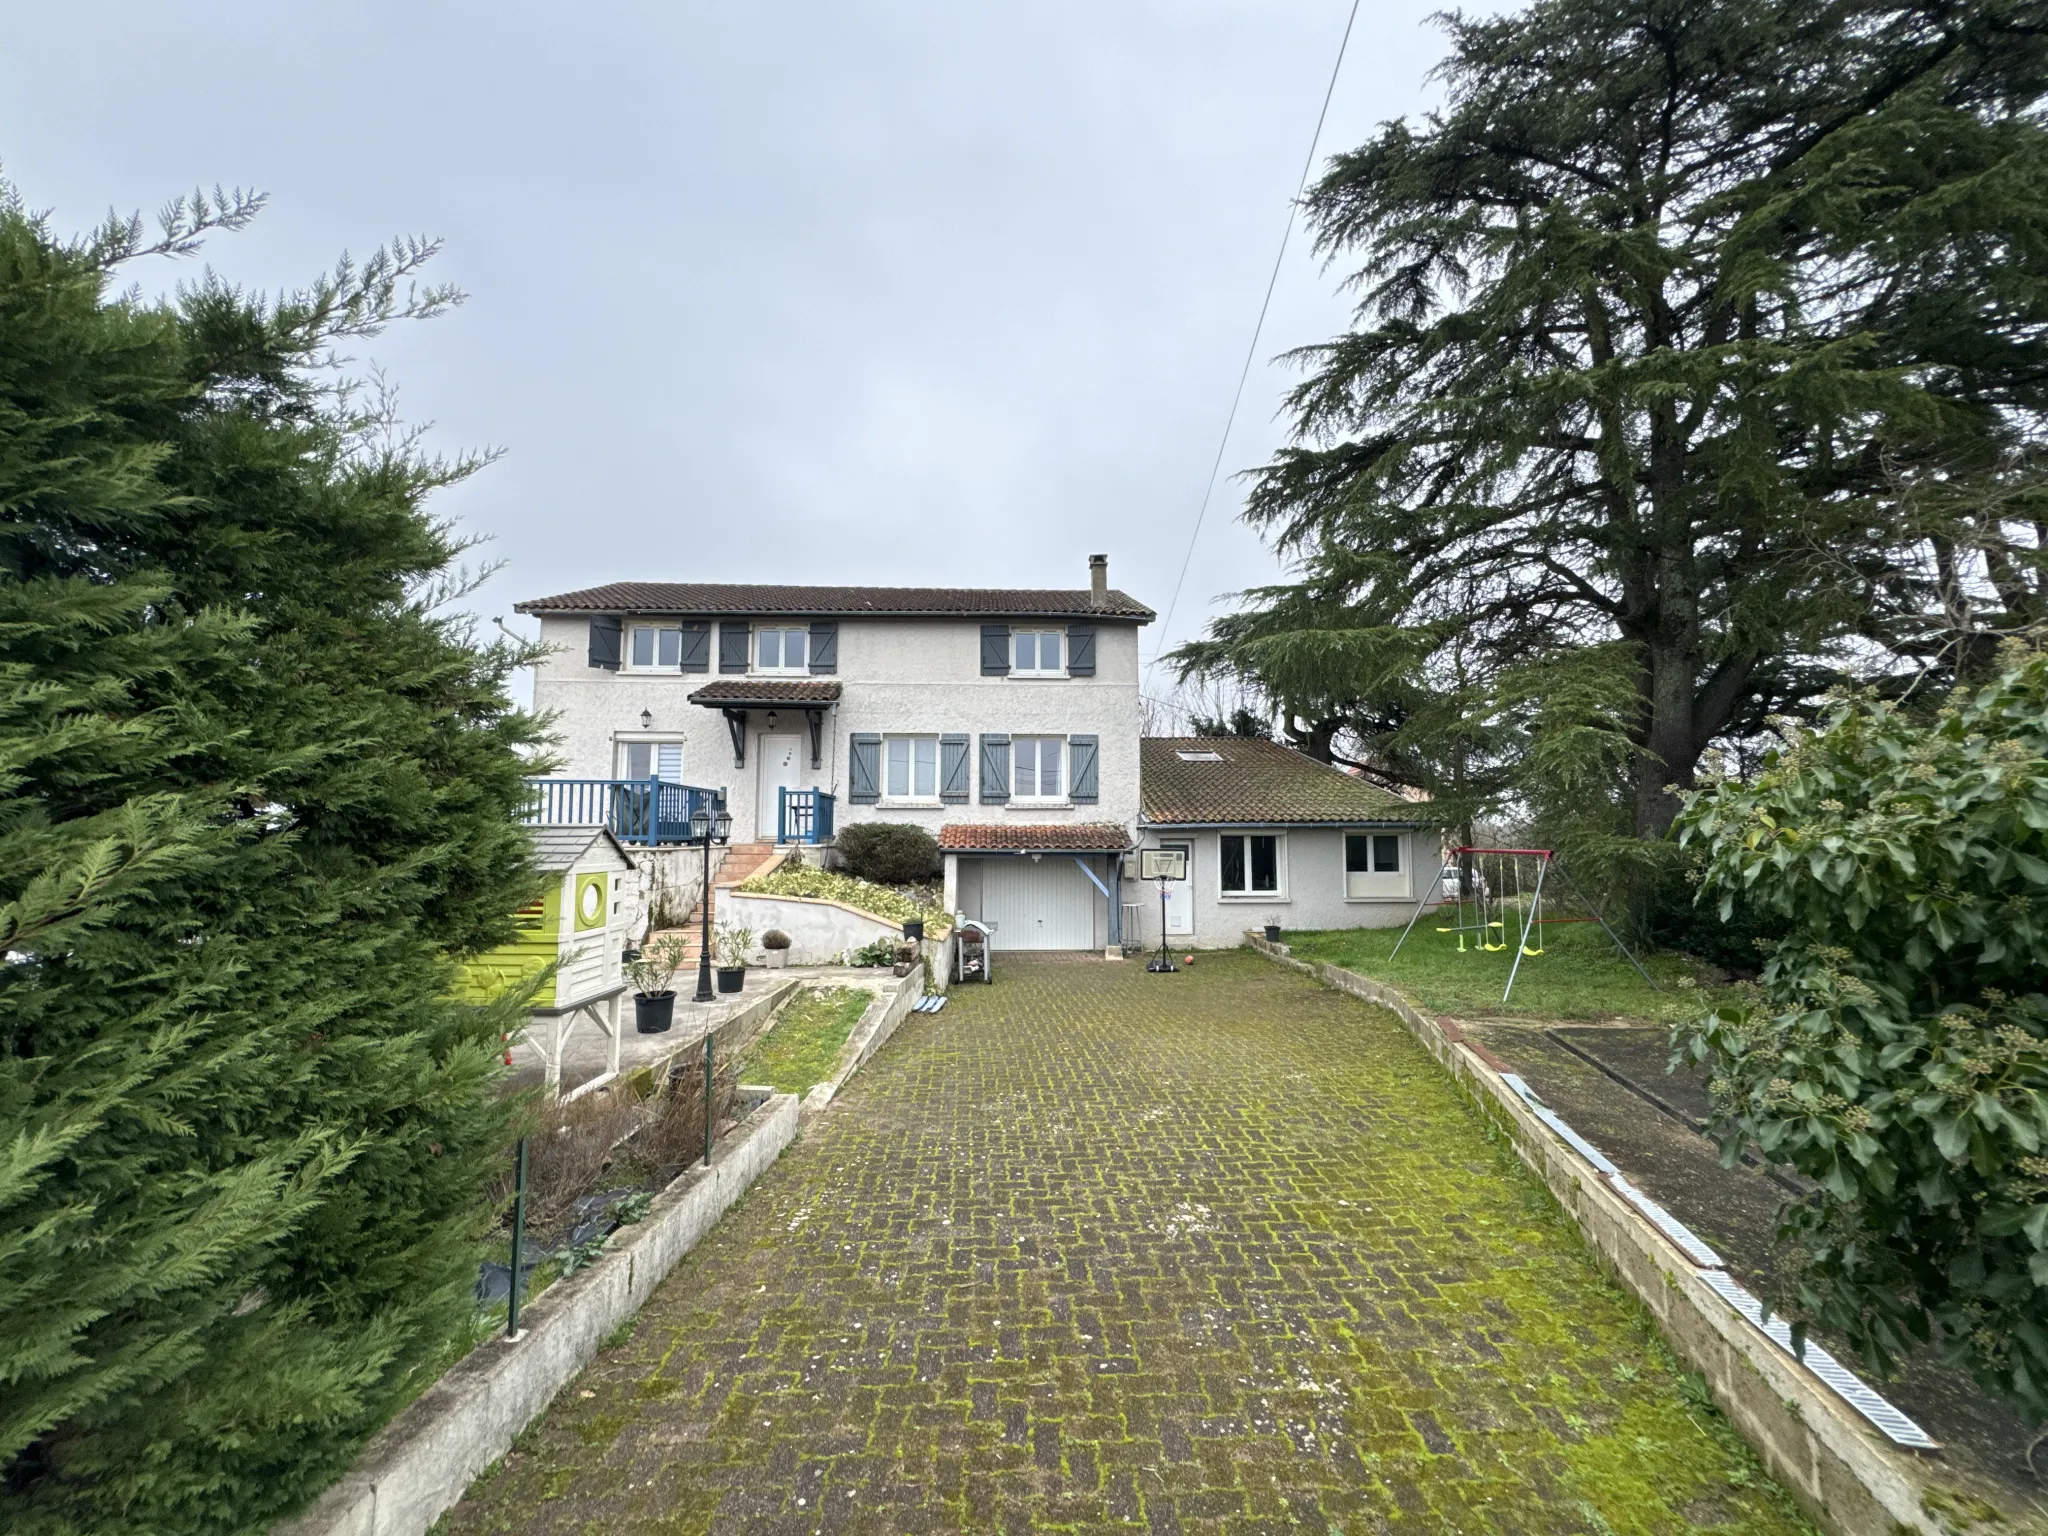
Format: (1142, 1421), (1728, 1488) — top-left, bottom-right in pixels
(719, 621), (751, 673)
(678, 621), (710, 672)
(981, 625), (1011, 675)
(808, 621), (838, 674)
(587, 616), (622, 670)
(849, 734), (882, 803)
(1068, 735), (1099, 802)
(978, 734), (1010, 803)
(1067, 624), (1096, 676)
(939, 734), (971, 803)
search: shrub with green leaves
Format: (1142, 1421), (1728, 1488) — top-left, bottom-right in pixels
(1675, 652), (2048, 1419)
(0, 191), (541, 1531)
(834, 821), (940, 884)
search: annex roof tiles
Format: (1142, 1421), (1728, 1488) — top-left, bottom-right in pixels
(685, 679), (844, 706)
(1140, 736), (1425, 827)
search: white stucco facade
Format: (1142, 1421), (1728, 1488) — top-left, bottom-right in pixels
(1128, 826), (1427, 950)
(529, 613), (1143, 841)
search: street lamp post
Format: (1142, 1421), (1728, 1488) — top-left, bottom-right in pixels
(690, 799), (733, 1004)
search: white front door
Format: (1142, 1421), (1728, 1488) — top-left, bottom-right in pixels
(980, 858), (1096, 951)
(756, 734), (801, 840)
(1161, 841), (1194, 935)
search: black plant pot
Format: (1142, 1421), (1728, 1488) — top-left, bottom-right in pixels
(715, 966), (746, 995)
(1263, 924), (1282, 943)
(635, 991), (676, 1033)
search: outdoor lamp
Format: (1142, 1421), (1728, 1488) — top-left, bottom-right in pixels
(640, 709), (653, 730)
(712, 808), (733, 844)
(765, 710), (779, 729)
(689, 806), (711, 842)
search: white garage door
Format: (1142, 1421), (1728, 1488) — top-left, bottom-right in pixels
(979, 858), (1097, 951)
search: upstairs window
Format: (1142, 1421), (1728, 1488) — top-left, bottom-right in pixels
(1012, 736), (1065, 800)
(629, 624), (682, 668)
(1012, 629), (1064, 677)
(884, 736), (939, 801)
(757, 627), (808, 672)
(1219, 833), (1281, 895)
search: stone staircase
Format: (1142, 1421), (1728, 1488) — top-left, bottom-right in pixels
(660, 842), (787, 962)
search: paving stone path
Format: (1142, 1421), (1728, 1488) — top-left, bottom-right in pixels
(445, 951), (1810, 1535)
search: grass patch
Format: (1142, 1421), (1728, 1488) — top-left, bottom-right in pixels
(739, 986), (872, 1094)
(1283, 918), (1738, 1023)
(735, 864), (951, 935)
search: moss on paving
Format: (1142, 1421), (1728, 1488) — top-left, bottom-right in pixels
(739, 986), (871, 1095)
(440, 951), (1812, 1535)
(1286, 920), (1738, 1025)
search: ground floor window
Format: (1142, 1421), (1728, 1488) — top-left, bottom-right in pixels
(1219, 833), (1280, 894)
(1346, 833), (1401, 874)
(885, 735), (938, 799)
(618, 740), (684, 781)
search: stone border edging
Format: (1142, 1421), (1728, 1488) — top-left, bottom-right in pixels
(1243, 934), (1958, 1536)
(273, 1091), (801, 1536)
(798, 970), (924, 1119)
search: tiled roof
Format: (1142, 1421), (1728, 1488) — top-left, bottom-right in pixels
(516, 582), (1155, 622)
(1140, 737), (1425, 826)
(938, 822), (1134, 852)
(686, 679), (844, 706)
(527, 825), (636, 872)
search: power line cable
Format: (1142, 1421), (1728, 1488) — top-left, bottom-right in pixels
(1146, 0), (1363, 676)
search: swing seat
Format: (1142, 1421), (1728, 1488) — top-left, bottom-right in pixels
(1521, 945), (1543, 957)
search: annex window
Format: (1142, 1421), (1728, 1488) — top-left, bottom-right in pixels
(1011, 629), (1065, 677)
(1219, 833), (1280, 895)
(884, 736), (939, 801)
(1346, 834), (1401, 874)
(1012, 736), (1065, 800)
(618, 740), (685, 782)
(629, 624), (683, 669)
(756, 627), (808, 672)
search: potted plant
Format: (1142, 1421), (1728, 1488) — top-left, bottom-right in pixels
(761, 929), (792, 969)
(1262, 918), (1283, 944)
(713, 922), (752, 994)
(626, 933), (688, 1033)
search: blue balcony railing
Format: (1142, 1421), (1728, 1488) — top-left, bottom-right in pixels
(525, 777), (725, 847)
(777, 787), (836, 846)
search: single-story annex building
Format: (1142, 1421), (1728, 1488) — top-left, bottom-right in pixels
(1131, 736), (1433, 949)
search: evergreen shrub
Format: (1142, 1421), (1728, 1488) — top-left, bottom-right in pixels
(835, 821), (940, 884)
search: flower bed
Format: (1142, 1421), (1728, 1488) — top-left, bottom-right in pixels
(735, 865), (951, 935)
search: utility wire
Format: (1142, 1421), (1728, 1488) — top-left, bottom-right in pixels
(1146, 0), (1363, 676)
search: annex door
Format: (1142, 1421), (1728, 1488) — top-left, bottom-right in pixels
(1160, 841), (1194, 936)
(756, 734), (801, 841)
(980, 857), (1096, 951)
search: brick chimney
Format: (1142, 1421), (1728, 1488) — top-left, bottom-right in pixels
(1088, 553), (1108, 607)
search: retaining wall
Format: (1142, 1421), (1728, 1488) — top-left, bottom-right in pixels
(717, 889), (911, 965)
(1244, 935), (1971, 1536)
(274, 1091), (800, 1536)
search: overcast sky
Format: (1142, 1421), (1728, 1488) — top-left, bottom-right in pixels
(3, 2), (1478, 714)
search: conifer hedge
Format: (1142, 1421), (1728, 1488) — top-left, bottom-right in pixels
(0, 191), (543, 1532)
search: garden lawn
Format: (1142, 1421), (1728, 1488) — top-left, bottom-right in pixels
(738, 985), (871, 1094)
(1284, 919), (1737, 1023)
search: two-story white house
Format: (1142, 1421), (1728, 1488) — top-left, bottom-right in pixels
(517, 556), (1152, 952)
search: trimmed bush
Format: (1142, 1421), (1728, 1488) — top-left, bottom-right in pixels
(835, 821), (940, 884)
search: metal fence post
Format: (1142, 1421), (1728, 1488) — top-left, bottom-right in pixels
(507, 1135), (529, 1338)
(703, 1032), (715, 1167)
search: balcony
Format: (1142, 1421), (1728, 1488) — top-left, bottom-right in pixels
(525, 777), (726, 847)
(776, 787), (836, 846)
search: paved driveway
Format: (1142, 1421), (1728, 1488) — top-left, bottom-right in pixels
(444, 952), (1808, 1535)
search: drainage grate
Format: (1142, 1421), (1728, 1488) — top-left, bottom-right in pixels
(1697, 1270), (1939, 1450)
(1500, 1074), (1620, 1174)
(1605, 1175), (1724, 1269)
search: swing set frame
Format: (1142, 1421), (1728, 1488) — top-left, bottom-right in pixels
(1389, 845), (1655, 1002)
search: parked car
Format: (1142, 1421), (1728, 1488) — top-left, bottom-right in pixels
(1438, 863), (1490, 900)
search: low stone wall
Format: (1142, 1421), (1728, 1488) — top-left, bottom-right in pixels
(274, 1091), (800, 1536)
(717, 889), (905, 964)
(1243, 934), (1960, 1536)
